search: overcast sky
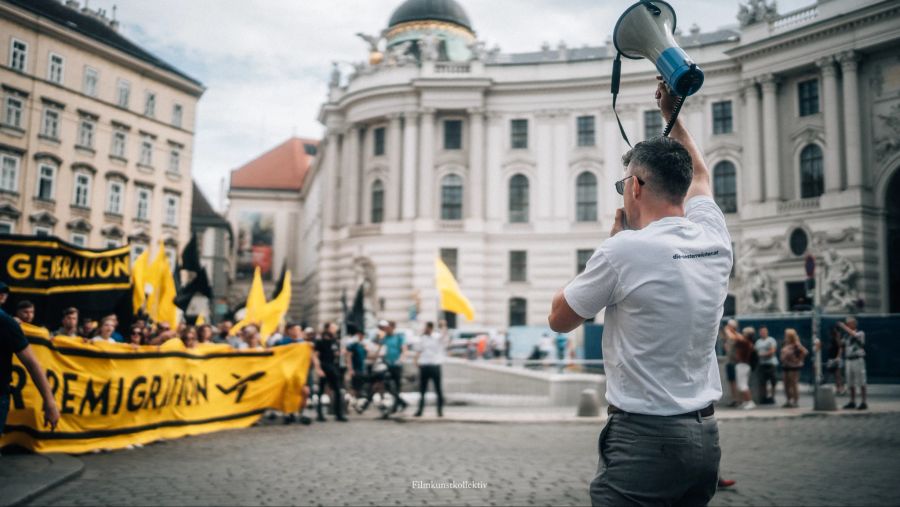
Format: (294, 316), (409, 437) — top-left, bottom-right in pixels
(109, 0), (812, 209)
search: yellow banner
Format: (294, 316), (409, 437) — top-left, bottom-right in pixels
(1, 324), (311, 454)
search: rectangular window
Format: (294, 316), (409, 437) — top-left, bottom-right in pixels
(168, 148), (180, 173)
(73, 173), (91, 207)
(644, 110), (663, 139)
(78, 119), (95, 148)
(48, 53), (64, 84)
(106, 239), (121, 248)
(4, 97), (23, 128)
(509, 251), (527, 282)
(144, 92), (156, 117)
(34, 226), (51, 237)
(111, 130), (127, 158)
(70, 233), (87, 247)
(164, 194), (179, 226)
(140, 137), (153, 166)
(41, 108), (60, 138)
(798, 79), (820, 117)
(712, 101), (733, 135)
(440, 248), (458, 278)
(0, 154), (19, 193)
(511, 119), (528, 149)
(373, 127), (386, 156)
(36, 163), (55, 200)
(172, 104), (183, 128)
(116, 79), (130, 108)
(577, 249), (593, 275)
(0, 221), (13, 234)
(83, 66), (98, 96)
(136, 188), (151, 220)
(444, 120), (462, 150)
(106, 181), (124, 214)
(576, 115), (595, 147)
(131, 243), (146, 262)
(10, 39), (27, 72)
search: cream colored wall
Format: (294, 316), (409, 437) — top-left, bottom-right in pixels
(0, 6), (201, 255)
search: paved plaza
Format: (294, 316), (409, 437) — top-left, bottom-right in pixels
(17, 412), (900, 507)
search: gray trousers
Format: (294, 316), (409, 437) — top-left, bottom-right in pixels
(590, 411), (720, 507)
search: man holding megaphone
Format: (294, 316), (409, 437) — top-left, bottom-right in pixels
(548, 77), (733, 505)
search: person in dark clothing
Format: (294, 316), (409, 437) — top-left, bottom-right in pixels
(2, 304), (60, 438)
(314, 322), (347, 422)
(346, 330), (369, 412)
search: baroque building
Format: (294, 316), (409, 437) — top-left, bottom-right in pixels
(0, 0), (203, 263)
(287, 0), (900, 327)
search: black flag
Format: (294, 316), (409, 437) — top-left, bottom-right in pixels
(174, 267), (213, 311)
(180, 233), (202, 274)
(271, 261), (287, 300)
(345, 284), (365, 335)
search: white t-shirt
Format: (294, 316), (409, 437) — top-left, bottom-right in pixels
(564, 196), (732, 415)
(755, 336), (779, 366)
(417, 332), (446, 365)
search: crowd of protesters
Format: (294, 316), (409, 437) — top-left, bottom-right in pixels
(719, 316), (868, 410)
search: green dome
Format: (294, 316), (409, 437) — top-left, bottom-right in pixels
(388, 0), (473, 31)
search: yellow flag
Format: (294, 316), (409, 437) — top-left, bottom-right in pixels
(131, 249), (150, 314)
(195, 314), (206, 326)
(260, 270), (291, 344)
(435, 257), (474, 321)
(145, 245), (168, 321)
(231, 267), (267, 335)
(156, 255), (179, 329)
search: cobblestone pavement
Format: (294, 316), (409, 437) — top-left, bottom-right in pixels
(26, 413), (900, 506)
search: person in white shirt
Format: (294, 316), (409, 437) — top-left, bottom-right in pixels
(414, 321), (447, 417)
(548, 77), (732, 506)
(838, 317), (867, 410)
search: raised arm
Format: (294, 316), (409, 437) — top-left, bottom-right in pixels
(657, 78), (711, 200)
(15, 345), (60, 430)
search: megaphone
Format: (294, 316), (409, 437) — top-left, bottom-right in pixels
(613, 0), (704, 97)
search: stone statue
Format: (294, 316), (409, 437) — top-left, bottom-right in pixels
(386, 41), (415, 66)
(822, 249), (860, 312)
(329, 62), (341, 88)
(420, 31), (440, 62)
(737, 0), (778, 27)
(874, 104), (900, 163)
(468, 39), (488, 62)
(737, 243), (777, 313)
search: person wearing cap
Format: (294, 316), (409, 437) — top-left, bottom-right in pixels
(2, 296), (59, 438)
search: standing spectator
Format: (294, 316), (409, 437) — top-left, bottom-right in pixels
(127, 325), (144, 347)
(90, 317), (118, 344)
(721, 320), (741, 406)
(381, 320), (409, 414)
(53, 308), (80, 338)
(81, 319), (98, 338)
(779, 328), (808, 408)
(180, 327), (198, 349)
(755, 326), (778, 405)
(314, 322), (347, 422)
(414, 321), (447, 418)
(345, 330), (369, 410)
(2, 303), (60, 438)
(214, 320), (233, 344)
(838, 317), (867, 410)
(273, 323), (321, 425)
(15, 300), (35, 324)
(825, 325), (845, 395)
(734, 327), (755, 410)
(197, 324), (214, 344)
(102, 314), (124, 342)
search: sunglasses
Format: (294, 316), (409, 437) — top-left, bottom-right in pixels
(614, 174), (645, 196)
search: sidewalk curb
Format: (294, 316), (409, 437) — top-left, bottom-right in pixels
(0, 453), (83, 507)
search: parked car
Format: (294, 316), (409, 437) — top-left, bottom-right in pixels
(447, 328), (499, 358)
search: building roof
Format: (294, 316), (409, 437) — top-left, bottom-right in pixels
(229, 138), (319, 192)
(191, 181), (229, 229)
(487, 28), (741, 65)
(5, 0), (203, 88)
(388, 0), (473, 31)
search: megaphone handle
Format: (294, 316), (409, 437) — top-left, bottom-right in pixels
(662, 94), (686, 138)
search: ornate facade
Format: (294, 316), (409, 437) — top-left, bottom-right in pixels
(294, 0), (900, 328)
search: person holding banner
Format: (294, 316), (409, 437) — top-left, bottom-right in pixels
(2, 306), (59, 438)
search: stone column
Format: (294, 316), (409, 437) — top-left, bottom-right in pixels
(345, 125), (361, 225)
(742, 79), (763, 204)
(417, 109), (436, 219)
(818, 56), (842, 193)
(839, 51), (863, 189)
(484, 112), (504, 221)
(387, 114), (403, 221)
(759, 74), (782, 201)
(339, 127), (354, 226)
(401, 111), (419, 220)
(467, 108), (485, 219)
(536, 112), (554, 220)
(323, 132), (341, 228)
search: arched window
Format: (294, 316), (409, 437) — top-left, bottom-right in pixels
(509, 297), (527, 327)
(441, 174), (463, 220)
(800, 144), (824, 198)
(508, 174), (529, 223)
(576, 172), (598, 222)
(370, 179), (384, 223)
(713, 161), (738, 213)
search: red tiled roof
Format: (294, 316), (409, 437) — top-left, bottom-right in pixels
(229, 137), (319, 191)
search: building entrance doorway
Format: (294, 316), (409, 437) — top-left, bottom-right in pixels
(887, 169), (900, 312)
